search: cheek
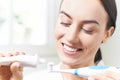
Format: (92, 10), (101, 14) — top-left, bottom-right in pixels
(54, 25), (64, 43)
(54, 20), (67, 41)
(80, 34), (103, 51)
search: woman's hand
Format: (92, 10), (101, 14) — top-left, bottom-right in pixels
(0, 52), (25, 80)
(88, 71), (120, 80)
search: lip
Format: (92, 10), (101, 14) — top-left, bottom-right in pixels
(62, 43), (83, 55)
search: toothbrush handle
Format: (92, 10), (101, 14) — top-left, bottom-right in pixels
(74, 66), (120, 77)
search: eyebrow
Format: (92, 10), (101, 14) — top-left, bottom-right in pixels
(82, 20), (100, 25)
(60, 11), (99, 25)
(60, 11), (72, 19)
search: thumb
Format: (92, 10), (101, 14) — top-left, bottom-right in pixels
(10, 62), (23, 80)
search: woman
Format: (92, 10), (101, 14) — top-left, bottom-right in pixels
(0, 0), (119, 80)
(54, 0), (118, 79)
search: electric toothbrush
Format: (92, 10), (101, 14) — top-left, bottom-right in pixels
(48, 63), (120, 78)
(0, 54), (46, 67)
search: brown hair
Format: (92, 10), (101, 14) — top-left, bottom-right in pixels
(95, 0), (117, 64)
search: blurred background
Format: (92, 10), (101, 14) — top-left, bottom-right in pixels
(0, 0), (119, 77)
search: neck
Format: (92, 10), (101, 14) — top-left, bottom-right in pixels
(60, 62), (95, 69)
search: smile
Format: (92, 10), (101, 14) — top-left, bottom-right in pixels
(62, 43), (83, 53)
(64, 44), (78, 52)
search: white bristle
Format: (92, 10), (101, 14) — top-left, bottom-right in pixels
(47, 62), (54, 72)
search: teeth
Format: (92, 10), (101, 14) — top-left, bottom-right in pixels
(64, 45), (78, 52)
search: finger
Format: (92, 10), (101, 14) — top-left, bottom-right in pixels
(7, 51), (19, 56)
(10, 62), (23, 73)
(89, 74), (113, 80)
(8, 51), (25, 56)
(0, 53), (5, 57)
(7, 51), (25, 56)
(104, 71), (120, 80)
(0, 52), (14, 57)
(10, 62), (23, 80)
(0, 53), (5, 67)
(15, 52), (25, 55)
(19, 52), (25, 55)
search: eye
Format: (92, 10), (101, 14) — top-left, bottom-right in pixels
(60, 22), (71, 27)
(82, 28), (93, 34)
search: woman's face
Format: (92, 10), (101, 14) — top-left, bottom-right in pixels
(55, 0), (114, 67)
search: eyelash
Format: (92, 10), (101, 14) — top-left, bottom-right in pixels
(82, 28), (93, 34)
(60, 22), (71, 27)
(60, 22), (94, 34)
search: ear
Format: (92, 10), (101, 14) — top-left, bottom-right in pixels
(102, 26), (114, 43)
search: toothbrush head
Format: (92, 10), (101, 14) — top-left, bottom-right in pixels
(47, 62), (54, 72)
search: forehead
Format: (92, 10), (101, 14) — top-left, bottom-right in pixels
(61, 0), (102, 11)
(61, 0), (108, 22)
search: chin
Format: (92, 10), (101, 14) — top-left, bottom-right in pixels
(60, 57), (81, 67)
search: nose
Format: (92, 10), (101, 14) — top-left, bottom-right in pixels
(65, 24), (80, 44)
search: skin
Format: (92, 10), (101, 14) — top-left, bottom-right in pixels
(88, 71), (120, 80)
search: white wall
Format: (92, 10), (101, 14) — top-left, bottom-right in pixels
(101, 0), (120, 66)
